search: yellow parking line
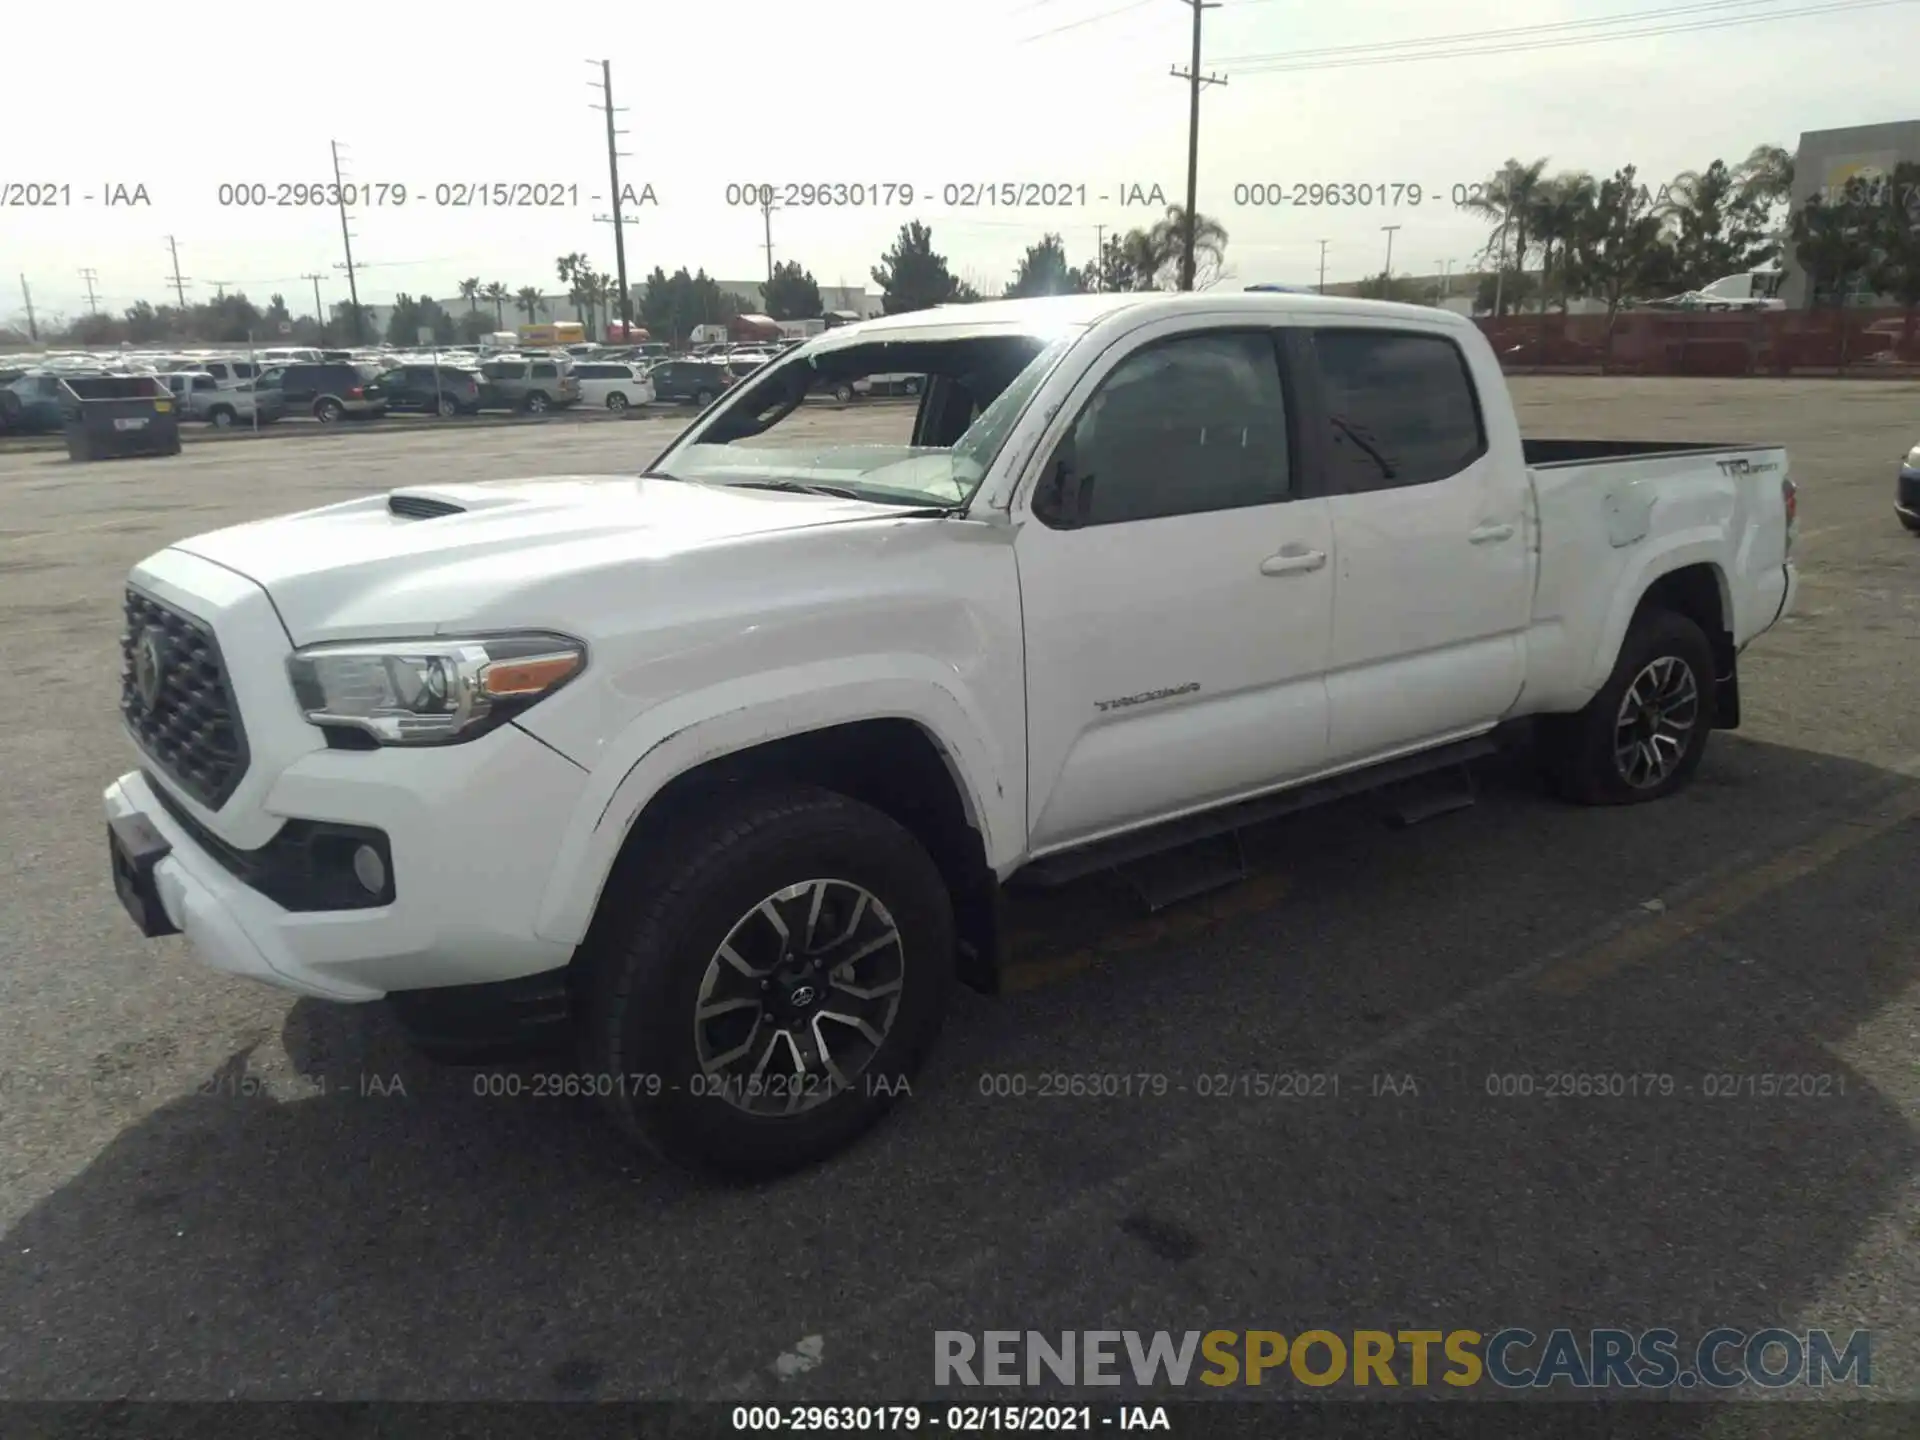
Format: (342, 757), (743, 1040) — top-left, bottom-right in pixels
(1531, 787), (1920, 997)
(1001, 869), (1295, 994)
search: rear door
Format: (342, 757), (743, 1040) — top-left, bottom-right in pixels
(280, 366), (317, 407)
(1014, 321), (1334, 853)
(1305, 325), (1531, 762)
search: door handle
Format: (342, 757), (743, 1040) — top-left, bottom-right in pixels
(1260, 548), (1327, 576)
(1469, 522), (1515, 544)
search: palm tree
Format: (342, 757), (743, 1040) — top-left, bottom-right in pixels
(1462, 157), (1549, 315)
(482, 282), (510, 328)
(457, 278), (481, 313)
(1734, 144), (1794, 208)
(1145, 206), (1229, 289)
(1530, 171), (1597, 314)
(515, 286), (543, 325)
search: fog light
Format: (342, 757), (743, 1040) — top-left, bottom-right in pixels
(352, 844), (387, 896)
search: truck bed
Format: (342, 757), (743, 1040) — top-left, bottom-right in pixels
(1523, 438), (1753, 467)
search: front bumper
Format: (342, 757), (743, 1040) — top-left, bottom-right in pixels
(103, 725), (588, 1002)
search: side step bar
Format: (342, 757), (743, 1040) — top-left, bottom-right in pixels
(1014, 732), (1505, 890)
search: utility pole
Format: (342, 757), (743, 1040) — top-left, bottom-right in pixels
(1316, 239), (1329, 294)
(330, 141), (364, 344)
(1492, 199), (1514, 318)
(301, 272), (326, 330)
(165, 236), (190, 307)
(1437, 259), (1454, 297)
(760, 188), (777, 287)
(1170, 0), (1225, 291)
(78, 268), (100, 315)
(1381, 225), (1401, 292)
(589, 60), (634, 337)
(208, 279), (232, 301)
(1094, 223), (1105, 291)
(19, 276), (38, 341)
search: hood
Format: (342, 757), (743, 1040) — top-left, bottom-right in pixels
(168, 474), (905, 643)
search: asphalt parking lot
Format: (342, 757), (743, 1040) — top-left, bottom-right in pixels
(1, 378), (1917, 1414)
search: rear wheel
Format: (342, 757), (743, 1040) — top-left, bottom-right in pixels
(436, 394), (458, 417)
(208, 406), (235, 428)
(833, 382), (856, 403)
(694, 388), (715, 407)
(1537, 610), (1716, 805)
(525, 391), (551, 414)
(606, 391), (629, 412)
(314, 398), (343, 423)
(582, 786), (955, 1179)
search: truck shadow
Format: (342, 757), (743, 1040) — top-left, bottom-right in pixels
(4, 736), (1918, 1406)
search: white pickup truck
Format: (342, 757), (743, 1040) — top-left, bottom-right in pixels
(103, 292), (1798, 1177)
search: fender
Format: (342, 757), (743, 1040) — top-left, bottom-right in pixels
(532, 657), (1020, 945)
(1584, 525), (1732, 691)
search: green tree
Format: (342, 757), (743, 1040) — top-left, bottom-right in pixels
(1461, 157), (1550, 315)
(482, 282), (510, 328)
(457, 277), (481, 313)
(1145, 206), (1229, 289)
(1004, 233), (1089, 298)
(763, 261), (823, 320)
(1660, 160), (1776, 290)
(1351, 273), (1435, 303)
(1568, 166), (1678, 359)
(1090, 233), (1136, 292)
(1529, 171), (1598, 314)
(514, 286), (543, 324)
(871, 221), (968, 313)
(1867, 161), (1920, 350)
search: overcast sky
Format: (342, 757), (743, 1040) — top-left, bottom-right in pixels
(3, 0), (1913, 324)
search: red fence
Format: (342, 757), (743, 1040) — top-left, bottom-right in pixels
(1476, 307), (1920, 376)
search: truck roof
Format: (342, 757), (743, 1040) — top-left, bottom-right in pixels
(822, 291), (1473, 346)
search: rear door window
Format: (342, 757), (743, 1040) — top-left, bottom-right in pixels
(1309, 329), (1487, 494)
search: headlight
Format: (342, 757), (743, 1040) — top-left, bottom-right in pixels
(1907, 445), (1920, 468)
(286, 633), (585, 745)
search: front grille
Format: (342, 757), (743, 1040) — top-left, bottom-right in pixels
(121, 587), (250, 810)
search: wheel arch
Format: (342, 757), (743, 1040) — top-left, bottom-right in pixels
(535, 683), (1016, 992)
(1588, 537), (1735, 717)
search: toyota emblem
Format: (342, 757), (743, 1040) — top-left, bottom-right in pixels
(788, 984), (818, 1008)
(132, 628), (166, 709)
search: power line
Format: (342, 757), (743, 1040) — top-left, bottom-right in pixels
(1219, 0), (1802, 54)
(1022, 0), (1156, 40)
(1172, 0), (1226, 291)
(1226, 0), (1914, 71)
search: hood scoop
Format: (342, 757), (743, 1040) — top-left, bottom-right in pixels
(388, 493), (467, 519)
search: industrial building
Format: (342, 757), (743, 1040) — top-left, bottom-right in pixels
(1779, 119), (1919, 308)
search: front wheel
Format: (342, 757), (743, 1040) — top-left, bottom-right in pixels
(1537, 610), (1716, 805)
(693, 388), (715, 407)
(208, 407), (235, 428)
(581, 786), (955, 1179)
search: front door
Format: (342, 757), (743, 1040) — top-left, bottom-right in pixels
(1307, 326), (1532, 763)
(1016, 322), (1334, 854)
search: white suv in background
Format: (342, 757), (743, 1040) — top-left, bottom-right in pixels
(570, 361), (656, 412)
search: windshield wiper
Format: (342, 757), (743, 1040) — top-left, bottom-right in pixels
(1330, 415), (1396, 479)
(723, 478), (867, 500)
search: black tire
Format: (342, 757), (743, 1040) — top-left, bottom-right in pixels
(582, 786), (955, 1179)
(314, 398), (343, 423)
(1536, 609), (1716, 806)
(525, 391), (551, 414)
(208, 406), (236, 429)
(436, 394), (458, 417)
(833, 382), (856, 403)
(606, 391), (629, 412)
(694, 388), (715, 407)
(903, 377), (921, 396)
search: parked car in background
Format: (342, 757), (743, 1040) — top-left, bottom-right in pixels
(1899, 442), (1920, 533)
(571, 362), (655, 412)
(647, 358), (734, 406)
(169, 357), (263, 388)
(477, 356), (580, 414)
(159, 371), (286, 428)
(1, 371), (72, 433)
(854, 372), (924, 398)
(377, 364), (485, 416)
(275, 361), (388, 422)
